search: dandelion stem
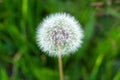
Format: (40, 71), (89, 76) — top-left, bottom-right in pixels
(58, 54), (63, 80)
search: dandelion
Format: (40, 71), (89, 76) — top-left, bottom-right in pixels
(36, 13), (84, 80)
(36, 13), (83, 56)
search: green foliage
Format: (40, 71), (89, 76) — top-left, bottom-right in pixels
(0, 0), (120, 80)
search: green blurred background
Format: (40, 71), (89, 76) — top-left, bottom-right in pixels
(0, 0), (120, 80)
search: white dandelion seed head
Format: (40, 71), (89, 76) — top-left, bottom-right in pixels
(36, 13), (83, 56)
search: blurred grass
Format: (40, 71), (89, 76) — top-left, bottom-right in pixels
(0, 0), (120, 80)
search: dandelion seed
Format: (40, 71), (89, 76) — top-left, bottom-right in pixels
(36, 13), (83, 56)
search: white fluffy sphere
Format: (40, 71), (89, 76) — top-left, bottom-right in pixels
(36, 13), (83, 56)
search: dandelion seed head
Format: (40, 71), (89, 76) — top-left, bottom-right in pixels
(36, 13), (83, 56)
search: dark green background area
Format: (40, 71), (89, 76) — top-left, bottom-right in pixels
(0, 0), (120, 80)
